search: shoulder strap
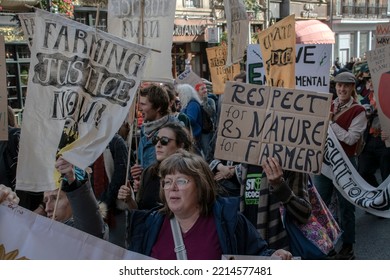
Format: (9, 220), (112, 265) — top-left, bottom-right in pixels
(333, 103), (361, 121)
(170, 217), (188, 260)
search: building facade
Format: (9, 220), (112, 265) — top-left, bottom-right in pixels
(2, 0), (389, 115)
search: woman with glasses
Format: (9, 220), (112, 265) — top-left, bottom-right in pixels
(118, 122), (193, 210)
(125, 149), (292, 260)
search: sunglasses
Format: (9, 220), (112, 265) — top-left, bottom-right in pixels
(151, 135), (175, 146)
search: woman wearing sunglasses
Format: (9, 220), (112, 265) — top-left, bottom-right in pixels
(118, 123), (193, 210)
(125, 150), (292, 260)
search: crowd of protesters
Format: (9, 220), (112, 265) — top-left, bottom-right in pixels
(1, 55), (389, 260)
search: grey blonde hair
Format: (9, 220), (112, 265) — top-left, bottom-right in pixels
(158, 149), (217, 217)
(175, 84), (201, 109)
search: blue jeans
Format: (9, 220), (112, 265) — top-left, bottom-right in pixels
(313, 156), (357, 245)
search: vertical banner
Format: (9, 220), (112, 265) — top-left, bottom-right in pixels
(206, 45), (240, 94)
(258, 14), (296, 88)
(108, 0), (176, 83)
(0, 36), (7, 140)
(214, 81), (332, 174)
(16, 9), (150, 192)
(247, 44), (331, 93)
(366, 45), (390, 147)
(18, 13), (35, 49)
(375, 22), (390, 48)
(224, 0), (249, 66)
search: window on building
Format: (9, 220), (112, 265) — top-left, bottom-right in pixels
(336, 0), (342, 15)
(388, 0), (390, 15)
(360, 32), (368, 58)
(183, 0), (202, 8)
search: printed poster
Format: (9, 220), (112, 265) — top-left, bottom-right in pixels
(16, 9), (150, 192)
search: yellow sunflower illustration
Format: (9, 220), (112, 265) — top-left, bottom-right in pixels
(0, 244), (29, 260)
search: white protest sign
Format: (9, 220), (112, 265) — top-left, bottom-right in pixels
(175, 68), (203, 88)
(247, 44), (331, 92)
(16, 9), (150, 192)
(375, 23), (390, 48)
(366, 45), (390, 147)
(224, 0), (249, 66)
(0, 202), (153, 259)
(108, 0), (176, 83)
(214, 82), (332, 174)
(18, 13), (35, 49)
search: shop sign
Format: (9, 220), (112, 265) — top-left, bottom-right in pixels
(173, 24), (206, 37)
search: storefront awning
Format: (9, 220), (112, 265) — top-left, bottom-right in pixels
(296, 20), (335, 44)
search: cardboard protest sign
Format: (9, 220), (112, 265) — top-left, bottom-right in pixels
(366, 45), (390, 147)
(258, 15), (296, 88)
(16, 9), (150, 192)
(214, 81), (332, 174)
(206, 45), (240, 94)
(108, 0), (176, 83)
(224, 0), (249, 66)
(175, 68), (203, 88)
(247, 44), (331, 93)
(0, 36), (7, 140)
(375, 23), (390, 48)
(18, 13), (35, 49)
(0, 202), (153, 259)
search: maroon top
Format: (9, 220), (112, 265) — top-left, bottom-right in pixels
(151, 214), (222, 260)
(331, 101), (365, 156)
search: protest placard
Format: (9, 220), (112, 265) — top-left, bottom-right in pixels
(0, 202), (152, 259)
(175, 68), (203, 88)
(0, 36), (7, 140)
(366, 45), (390, 147)
(224, 0), (249, 66)
(258, 15), (296, 88)
(108, 0), (176, 83)
(375, 22), (390, 48)
(206, 45), (240, 94)
(18, 13), (35, 49)
(247, 44), (331, 93)
(16, 9), (150, 192)
(214, 81), (332, 174)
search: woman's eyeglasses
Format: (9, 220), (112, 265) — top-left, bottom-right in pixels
(151, 135), (175, 146)
(162, 178), (191, 190)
